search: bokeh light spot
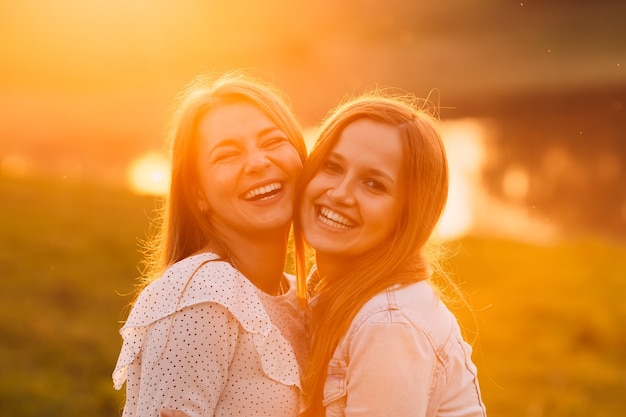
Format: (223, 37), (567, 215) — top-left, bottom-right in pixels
(1, 154), (33, 178)
(502, 165), (530, 201)
(436, 118), (487, 240)
(127, 152), (170, 195)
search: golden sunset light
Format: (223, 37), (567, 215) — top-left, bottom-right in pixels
(436, 118), (559, 244)
(127, 151), (170, 195)
(120, 119), (560, 241)
(435, 118), (487, 240)
(1, 154), (33, 178)
(3, 1), (626, 415)
(501, 165), (530, 201)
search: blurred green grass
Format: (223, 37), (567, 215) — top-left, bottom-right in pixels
(1, 174), (625, 416)
(449, 238), (626, 416)
(0, 174), (152, 416)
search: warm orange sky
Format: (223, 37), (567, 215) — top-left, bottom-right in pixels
(0, 1), (341, 97)
(3, 1), (623, 100)
(1, 0), (624, 240)
(1, 0), (625, 182)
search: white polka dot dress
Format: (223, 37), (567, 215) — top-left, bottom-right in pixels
(113, 252), (308, 417)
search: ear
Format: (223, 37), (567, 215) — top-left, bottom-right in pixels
(195, 186), (210, 213)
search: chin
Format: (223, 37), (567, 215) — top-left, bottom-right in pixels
(259, 212), (293, 229)
(306, 233), (341, 254)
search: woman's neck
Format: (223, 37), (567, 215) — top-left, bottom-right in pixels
(212, 228), (289, 295)
(313, 252), (341, 281)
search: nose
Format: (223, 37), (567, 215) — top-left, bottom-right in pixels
(326, 177), (355, 205)
(244, 149), (271, 174)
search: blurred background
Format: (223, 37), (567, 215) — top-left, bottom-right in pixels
(1, 0), (625, 415)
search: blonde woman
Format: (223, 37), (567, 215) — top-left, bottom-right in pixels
(113, 72), (309, 417)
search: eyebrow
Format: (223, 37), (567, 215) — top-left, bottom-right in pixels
(257, 125), (285, 138)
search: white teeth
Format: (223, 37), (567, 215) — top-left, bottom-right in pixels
(244, 182), (282, 200)
(318, 207), (354, 229)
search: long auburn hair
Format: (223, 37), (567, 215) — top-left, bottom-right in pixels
(294, 93), (449, 416)
(139, 71), (307, 290)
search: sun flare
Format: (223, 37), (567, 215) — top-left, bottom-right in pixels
(128, 152), (170, 195)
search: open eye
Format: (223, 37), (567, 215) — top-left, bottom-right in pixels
(323, 160), (343, 174)
(364, 178), (387, 192)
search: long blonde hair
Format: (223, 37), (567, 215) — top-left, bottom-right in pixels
(140, 71), (307, 289)
(294, 93), (449, 416)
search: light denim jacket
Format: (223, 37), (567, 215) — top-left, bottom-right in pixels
(322, 280), (487, 417)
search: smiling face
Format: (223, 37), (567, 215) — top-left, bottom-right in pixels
(197, 102), (303, 238)
(300, 118), (404, 263)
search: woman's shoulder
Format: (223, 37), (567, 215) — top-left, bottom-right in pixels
(355, 281), (438, 315)
(127, 252), (269, 329)
(161, 252), (224, 280)
(115, 254), (303, 391)
(350, 281), (456, 339)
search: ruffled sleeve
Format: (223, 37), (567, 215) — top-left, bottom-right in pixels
(112, 252), (301, 391)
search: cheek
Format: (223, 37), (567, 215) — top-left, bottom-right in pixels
(279, 148), (304, 174)
(199, 169), (221, 189)
(372, 200), (401, 230)
(299, 182), (319, 217)
(303, 175), (325, 201)
(289, 160), (304, 179)
(198, 167), (234, 203)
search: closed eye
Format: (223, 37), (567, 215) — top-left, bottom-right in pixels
(262, 136), (288, 149)
(211, 148), (241, 163)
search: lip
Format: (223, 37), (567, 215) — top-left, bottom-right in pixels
(314, 204), (357, 230)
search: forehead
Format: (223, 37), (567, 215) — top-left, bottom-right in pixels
(198, 102), (276, 145)
(331, 118), (403, 172)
